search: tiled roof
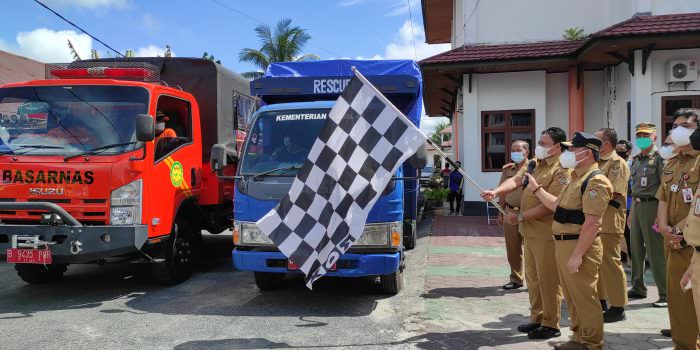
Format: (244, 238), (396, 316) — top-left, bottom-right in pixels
(593, 12), (700, 38)
(421, 40), (582, 65)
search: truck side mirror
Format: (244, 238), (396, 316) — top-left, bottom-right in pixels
(135, 114), (154, 142)
(210, 144), (227, 173)
(408, 144), (427, 169)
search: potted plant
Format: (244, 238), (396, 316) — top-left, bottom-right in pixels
(424, 187), (449, 208)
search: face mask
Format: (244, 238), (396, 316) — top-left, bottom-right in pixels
(283, 137), (291, 147)
(534, 145), (550, 160)
(155, 122), (165, 133)
(670, 126), (694, 146)
(616, 151), (628, 159)
(560, 150), (585, 169)
(658, 145), (676, 160)
(510, 151), (525, 164)
(635, 137), (653, 150)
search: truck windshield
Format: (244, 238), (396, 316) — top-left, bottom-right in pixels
(240, 108), (330, 176)
(0, 85), (149, 156)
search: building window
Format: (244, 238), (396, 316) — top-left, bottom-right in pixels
(661, 95), (700, 137)
(481, 109), (535, 172)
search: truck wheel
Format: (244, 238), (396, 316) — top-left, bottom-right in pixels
(150, 218), (194, 285)
(253, 272), (286, 291)
(403, 221), (417, 250)
(379, 269), (404, 295)
(15, 264), (67, 284)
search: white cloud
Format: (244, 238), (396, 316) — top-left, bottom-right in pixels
(5, 28), (93, 62)
(337, 0), (364, 6)
(385, 20), (451, 60)
(134, 45), (174, 57)
(43, 0), (129, 10)
(420, 115), (449, 136)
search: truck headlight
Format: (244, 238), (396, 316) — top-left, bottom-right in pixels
(110, 179), (142, 225)
(355, 224), (390, 246)
(237, 221), (274, 246)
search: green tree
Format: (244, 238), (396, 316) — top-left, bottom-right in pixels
(430, 121), (450, 146)
(563, 27), (586, 40)
(202, 52), (221, 64)
(239, 18), (319, 79)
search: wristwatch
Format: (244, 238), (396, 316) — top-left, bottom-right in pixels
(517, 213), (525, 223)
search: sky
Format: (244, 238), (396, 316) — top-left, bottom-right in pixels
(0, 0), (450, 134)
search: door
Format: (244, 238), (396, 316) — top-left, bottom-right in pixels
(661, 95), (700, 137)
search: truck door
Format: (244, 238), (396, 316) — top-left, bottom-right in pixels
(148, 94), (200, 236)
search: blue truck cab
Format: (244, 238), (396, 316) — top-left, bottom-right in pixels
(231, 60), (424, 294)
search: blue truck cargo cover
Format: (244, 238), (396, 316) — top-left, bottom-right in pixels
(259, 60), (422, 126)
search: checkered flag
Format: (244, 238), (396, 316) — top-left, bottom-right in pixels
(256, 68), (426, 289)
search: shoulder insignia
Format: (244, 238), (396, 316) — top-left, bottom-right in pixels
(611, 167), (620, 175)
(589, 189), (598, 198)
(559, 176), (569, 185)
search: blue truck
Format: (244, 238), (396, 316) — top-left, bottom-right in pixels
(216, 60), (425, 294)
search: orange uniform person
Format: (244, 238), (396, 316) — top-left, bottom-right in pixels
(155, 111), (176, 145)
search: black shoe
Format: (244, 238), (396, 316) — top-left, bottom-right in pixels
(600, 299), (609, 311)
(652, 298), (668, 308)
(528, 326), (561, 339)
(502, 282), (523, 290)
(517, 323), (540, 333)
(603, 307), (626, 323)
(627, 289), (646, 299)
(661, 328), (671, 337)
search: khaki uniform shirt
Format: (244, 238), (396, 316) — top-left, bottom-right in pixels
(552, 163), (613, 235)
(499, 161), (528, 208)
(599, 151), (630, 234)
(516, 156), (571, 240)
(630, 149), (664, 198)
(684, 187), (700, 247)
(656, 150), (700, 226)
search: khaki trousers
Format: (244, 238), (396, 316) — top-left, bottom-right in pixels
(690, 253), (700, 332)
(555, 237), (604, 350)
(503, 210), (524, 285)
(667, 244), (700, 350)
(523, 237), (562, 329)
(596, 233), (628, 307)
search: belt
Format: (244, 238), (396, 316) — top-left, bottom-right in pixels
(608, 200), (621, 209)
(633, 197), (658, 203)
(553, 233), (599, 241)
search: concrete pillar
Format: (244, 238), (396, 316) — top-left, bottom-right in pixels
(630, 49), (652, 146)
(568, 65), (585, 135)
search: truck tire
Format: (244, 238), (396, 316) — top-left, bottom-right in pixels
(15, 264), (67, 284)
(379, 268), (404, 295)
(253, 272), (286, 291)
(403, 221), (417, 250)
(150, 218), (194, 285)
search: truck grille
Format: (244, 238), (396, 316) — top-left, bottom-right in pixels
(0, 198), (109, 225)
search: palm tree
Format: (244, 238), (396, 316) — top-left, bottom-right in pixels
(239, 18), (320, 79)
(430, 122), (450, 146)
(563, 27), (586, 40)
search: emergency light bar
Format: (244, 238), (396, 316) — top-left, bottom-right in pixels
(45, 62), (160, 82)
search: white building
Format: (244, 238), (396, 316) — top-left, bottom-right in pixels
(420, 0), (700, 215)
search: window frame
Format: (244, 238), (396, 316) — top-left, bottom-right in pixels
(153, 94), (194, 164)
(660, 95), (700, 137)
(481, 109), (536, 172)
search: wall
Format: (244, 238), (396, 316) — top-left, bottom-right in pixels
(584, 71), (606, 132)
(460, 71), (547, 204)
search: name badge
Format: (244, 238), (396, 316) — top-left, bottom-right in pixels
(683, 188), (694, 203)
(695, 195), (700, 216)
(640, 177), (648, 187)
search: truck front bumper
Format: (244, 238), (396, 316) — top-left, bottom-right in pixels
(233, 249), (401, 277)
(0, 224), (149, 264)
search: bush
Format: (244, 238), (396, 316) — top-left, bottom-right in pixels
(425, 188), (449, 201)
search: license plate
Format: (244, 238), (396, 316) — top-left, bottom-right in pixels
(6, 248), (52, 264)
(287, 260), (336, 271)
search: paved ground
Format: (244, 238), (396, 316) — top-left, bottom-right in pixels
(0, 207), (674, 349)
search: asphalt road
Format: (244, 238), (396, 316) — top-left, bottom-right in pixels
(0, 218), (432, 350)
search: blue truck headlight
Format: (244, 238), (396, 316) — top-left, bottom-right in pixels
(239, 221), (274, 246)
(355, 223), (391, 247)
(110, 179), (142, 225)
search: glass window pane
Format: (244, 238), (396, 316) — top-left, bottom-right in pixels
(511, 112), (532, 127)
(483, 113), (505, 128)
(484, 132), (506, 170)
(665, 98), (692, 117)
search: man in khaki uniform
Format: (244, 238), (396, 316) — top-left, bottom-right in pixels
(526, 132), (612, 350)
(628, 122), (667, 307)
(680, 115), (700, 329)
(593, 128), (630, 323)
(498, 140), (532, 290)
(482, 127), (569, 340)
(656, 109), (700, 350)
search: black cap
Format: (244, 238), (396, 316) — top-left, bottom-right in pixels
(562, 132), (602, 152)
(692, 128), (700, 151)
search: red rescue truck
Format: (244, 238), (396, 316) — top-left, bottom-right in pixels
(0, 58), (252, 284)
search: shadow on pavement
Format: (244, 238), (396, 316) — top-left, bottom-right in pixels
(0, 233), (393, 319)
(421, 285), (525, 299)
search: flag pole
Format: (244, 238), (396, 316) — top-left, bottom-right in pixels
(349, 67), (506, 216)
